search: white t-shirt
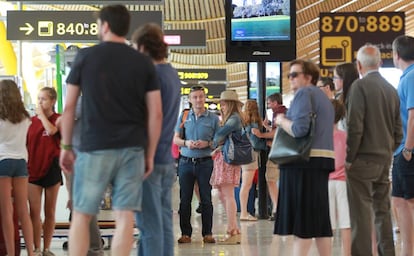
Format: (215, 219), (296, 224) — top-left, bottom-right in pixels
(0, 118), (31, 161)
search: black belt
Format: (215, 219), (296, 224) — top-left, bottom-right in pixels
(180, 156), (212, 164)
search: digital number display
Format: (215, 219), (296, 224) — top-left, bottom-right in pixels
(180, 87), (210, 95)
(179, 84), (227, 98)
(7, 11), (162, 41)
(319, 12), (405, 71)
(320, 14), (404, 33)
(56, 22), (98, 36)
(177, 69), (227, 82)
(178, 72), (209, 80)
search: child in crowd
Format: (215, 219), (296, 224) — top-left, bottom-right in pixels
(328, 99), (351, 256)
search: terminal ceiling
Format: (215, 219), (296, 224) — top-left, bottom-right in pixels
(1, 0), (414, 98)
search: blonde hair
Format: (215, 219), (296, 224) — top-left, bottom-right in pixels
(220, 100), (244, 126)
(40, 86), (57, 101)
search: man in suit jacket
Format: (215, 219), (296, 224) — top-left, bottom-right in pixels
(345, 44), (402, 256)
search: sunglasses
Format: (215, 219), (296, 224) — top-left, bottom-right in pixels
(190, 85), (205, 92)
(287, 71), (304, 79)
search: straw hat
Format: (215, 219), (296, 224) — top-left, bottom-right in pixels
(220, 90), (243, 105)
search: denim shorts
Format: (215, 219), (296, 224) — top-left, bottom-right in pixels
(73, 147), (145, 215)
(392, 152), (414, 199)
(0, 159), (28, 177)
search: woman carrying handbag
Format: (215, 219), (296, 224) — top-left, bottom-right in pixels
(210, 90), (247, 244)
(272, 59), (335, 256)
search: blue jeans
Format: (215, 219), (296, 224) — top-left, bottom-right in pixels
(135, 163), (176, 256)
(178, 157), (213, 237)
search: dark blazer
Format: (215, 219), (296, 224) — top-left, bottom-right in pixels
(346, 71), (402, 164)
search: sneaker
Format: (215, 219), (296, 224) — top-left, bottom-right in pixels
(196, 204), (202, 214)
(33, 249), (42, 256)
(43, 249), (56, 256)
(177, 235), (191, 243)
(203, 235), (216, 243)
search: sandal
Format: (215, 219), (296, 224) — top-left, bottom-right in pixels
(226, 228), (241, 235)
(219, 232), (241, 245)
(240, 215), (257, 221)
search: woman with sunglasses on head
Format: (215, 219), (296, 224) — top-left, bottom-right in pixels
(273, 60), (335, 256)
(0, 80), (35, 256)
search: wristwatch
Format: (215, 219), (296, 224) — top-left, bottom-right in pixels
(402, 147), (412, 155)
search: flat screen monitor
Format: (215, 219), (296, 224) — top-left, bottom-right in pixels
(225, 0), (296, 62)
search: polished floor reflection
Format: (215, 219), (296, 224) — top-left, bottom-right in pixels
(19, 181), (402, 256)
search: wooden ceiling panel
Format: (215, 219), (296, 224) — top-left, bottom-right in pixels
(296, 0), (322, 12)
(297, 32), (319, 51)
(3, 0), (414, 95)
(297, 0), (350, 26)
(182, 0), (190, 20)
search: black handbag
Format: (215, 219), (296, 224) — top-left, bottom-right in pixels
(223, 128), (253, 165)
(268, 91), (316, 165)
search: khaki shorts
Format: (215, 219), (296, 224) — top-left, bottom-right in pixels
(265, 159), (279, 182)
(241, 151), (259, 171)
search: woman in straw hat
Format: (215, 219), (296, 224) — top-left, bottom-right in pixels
(210, 90), (246, 244)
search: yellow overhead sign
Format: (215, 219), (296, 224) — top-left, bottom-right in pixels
(319, 12), (405, 77)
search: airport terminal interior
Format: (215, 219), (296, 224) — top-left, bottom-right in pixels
(16, 182), (402, 255)
(1, 0), (414, 100)
(0, 0), (413, 255)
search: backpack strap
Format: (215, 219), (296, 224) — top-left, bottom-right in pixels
(180, 109), (190, 128)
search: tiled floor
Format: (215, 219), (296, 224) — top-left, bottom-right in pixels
(19, 181), (402, 256)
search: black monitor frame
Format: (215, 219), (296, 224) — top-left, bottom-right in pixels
(225, 0), (296, 62)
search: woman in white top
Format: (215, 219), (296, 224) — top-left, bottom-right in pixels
(0, 80), (35, 256)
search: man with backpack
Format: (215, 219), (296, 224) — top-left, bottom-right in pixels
(173, 85), (220, 244)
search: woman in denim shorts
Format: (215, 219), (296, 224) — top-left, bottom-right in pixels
(0, 80), (35, 256)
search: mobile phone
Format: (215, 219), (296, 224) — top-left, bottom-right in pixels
(266, 109), (273, 125)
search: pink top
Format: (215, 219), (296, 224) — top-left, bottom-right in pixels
(329, 129), (347, 181)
